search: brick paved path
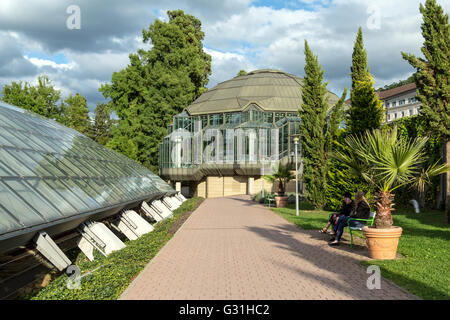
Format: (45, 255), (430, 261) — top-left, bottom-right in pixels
(120, 196), (417, 300)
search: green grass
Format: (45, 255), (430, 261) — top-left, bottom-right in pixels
(27, 197), (203, 300)
(272, 202), (450, 300)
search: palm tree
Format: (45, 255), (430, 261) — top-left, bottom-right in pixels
(263, 163), (295, 196)
(333, 127), (450, 228)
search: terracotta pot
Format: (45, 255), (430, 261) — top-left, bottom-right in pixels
(362, 226), (403, 260)
(275, 196), (288, 208)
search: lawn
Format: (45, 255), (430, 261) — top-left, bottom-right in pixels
(26, 197), (203, 300)
(272, 202), (450, 300)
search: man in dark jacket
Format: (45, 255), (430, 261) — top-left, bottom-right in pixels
(319, 192), (354, 233)
(329, 191), (371, 246)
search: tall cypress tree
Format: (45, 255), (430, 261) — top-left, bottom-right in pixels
(402, 0), (450, 217)
(299, 40), (329, 209)
(347, 27), (384, 136)
(350, 27), (370, 87)
(326, 87), (348, 149)
(100, 10), (211, 173)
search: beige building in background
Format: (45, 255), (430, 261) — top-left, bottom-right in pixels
(378, 83), (422, 122)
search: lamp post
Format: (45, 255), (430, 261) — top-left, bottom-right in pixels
(261, 159), (265, 198)
(292, 135), (300, 216)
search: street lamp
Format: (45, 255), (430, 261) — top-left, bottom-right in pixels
(291, 134), (300, 216)
(261, 158), (265, 198)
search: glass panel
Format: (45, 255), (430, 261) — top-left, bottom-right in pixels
(6, 149), (54, 177)
(0, 130), (30, 149)
(0, 202), (23, 235)
(0, 180), (42, 229)
(0, 158), (16, 177)
(27, 134), (59, 153)
(0, 148), (35, 176)
(0, 113), (21, 129)
(3, 179), (62, 221)
(8, 130), (43, 151)
(72, 179), (111, 206)
(59, 178), (100, 210)
(47, 154), (79, 177)
(24, 151), (67, 177)
(43, 179), (90, 212)
(25, 179), (76, 216)
(88, 179), (123, 204)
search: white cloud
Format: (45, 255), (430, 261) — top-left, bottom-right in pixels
(24, 56), (76, 70)
(1, 0), (450, 108)
(205, 48), (256, 86)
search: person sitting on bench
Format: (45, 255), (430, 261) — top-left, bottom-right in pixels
(329, 191), (370, 246)
(319, 191), (354, 234)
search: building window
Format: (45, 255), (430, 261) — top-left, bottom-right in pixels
(263, 112), (274, 123)
(399, 99), (405, 105)
(231, 113), (242, 124)
(275, 112), (285, 122)
(409, 97), (416, 104)
(409, 109), (413, 116)
(386, 102), (390, 108)
(392, 101), (397, 107)
(401, 111), (405, 117)
(201, 115), (208, 128)
(395, 113), (398, 119)
(209, 114), (223, 126)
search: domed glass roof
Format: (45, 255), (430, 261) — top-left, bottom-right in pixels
(186, 69), (340, 115)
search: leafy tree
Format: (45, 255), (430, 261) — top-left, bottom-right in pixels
(237, 70), (247, 76)
(299, 40), (330, 209)
(347, 27), (384, 136)
(1, 75), (63, 120)
(61, 93), (91, 135)
(390, 115), (441, 208)
(401, 0), (450, 217)
(100, 10), (211, 172)
(90, 103), (113, 146)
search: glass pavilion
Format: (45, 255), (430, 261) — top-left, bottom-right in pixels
(159, 69), (339, 198)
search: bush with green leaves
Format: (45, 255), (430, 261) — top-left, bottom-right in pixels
(392, 115), (441, 208)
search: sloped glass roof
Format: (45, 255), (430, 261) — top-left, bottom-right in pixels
(0, 101), (173, 241)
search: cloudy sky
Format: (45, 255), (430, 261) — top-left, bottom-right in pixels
(0, 0), (448, 112)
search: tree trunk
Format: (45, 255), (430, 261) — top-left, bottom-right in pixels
(445, 139), (450, 224)
(374, 191), (394, 229)
(278, 179), (284, 196)
(436, 142), (445, 209)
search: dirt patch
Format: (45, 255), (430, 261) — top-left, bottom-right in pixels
(167, 198), (204, 235)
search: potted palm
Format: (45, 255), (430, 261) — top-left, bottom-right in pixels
(334, 127), (449, 259)
(263, 163), (295, 208)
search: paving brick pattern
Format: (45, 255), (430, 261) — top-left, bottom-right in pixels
(120, 196), (418, 300)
